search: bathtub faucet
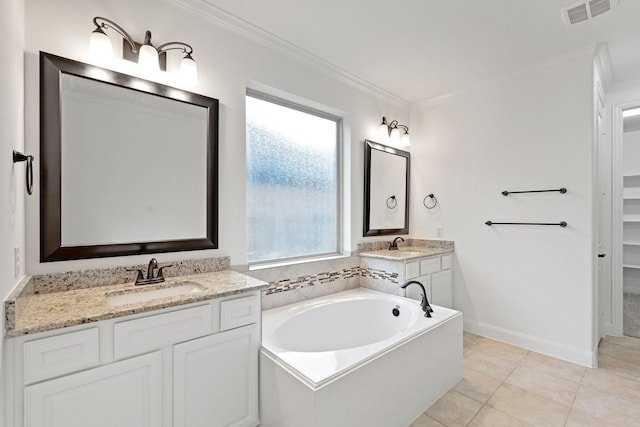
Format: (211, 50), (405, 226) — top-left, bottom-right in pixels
(401, 280), (434, 317)
(389, 236), (404, 250)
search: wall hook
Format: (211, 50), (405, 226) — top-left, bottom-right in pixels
(13, 150), (34, 195)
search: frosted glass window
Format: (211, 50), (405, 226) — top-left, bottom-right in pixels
(246, 93), (341, 263)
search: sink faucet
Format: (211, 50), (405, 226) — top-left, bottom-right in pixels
(401, 280), (434, 317)
(127, 258), (173, 286)
(147, 258), (158, 281)
(389, 236), (405, 250)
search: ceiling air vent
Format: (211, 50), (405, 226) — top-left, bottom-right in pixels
(562, 0), (617, 25)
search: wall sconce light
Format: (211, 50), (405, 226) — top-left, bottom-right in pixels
(89, 17), (198, 84)
(378, 116), (410, 147)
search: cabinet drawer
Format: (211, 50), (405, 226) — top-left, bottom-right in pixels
(441, 254), (452, 270)
(220, 295), (259, 331)
(23, 328), (100, 384)
(420, 257), (441, 275)
(405, 261), (420, 280)
(114, 305), (213, 359)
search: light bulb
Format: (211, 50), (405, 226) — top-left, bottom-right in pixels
(390, 126), (401, 144)
(400, 130), (410, 147)
(179, 53), (198, 85)
(138, 43), (160, 73)
(89, 28), (112, 64)
(378, 117), (389, 140)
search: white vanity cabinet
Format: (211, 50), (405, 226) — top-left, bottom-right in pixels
(405, 253), (453, 308)
(7, 292), (260, 427)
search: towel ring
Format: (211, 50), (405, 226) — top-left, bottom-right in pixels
(386, 195), (397, 209)
(13, 150), (34, 195)
(423, 194), (438, 209)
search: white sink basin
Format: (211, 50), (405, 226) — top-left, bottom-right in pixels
(106, 281), (205, 306)
(397, 251), (425, 256)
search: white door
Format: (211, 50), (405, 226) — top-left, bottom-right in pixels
(173, 325), (259, 427)
(24, 352), (162, 427)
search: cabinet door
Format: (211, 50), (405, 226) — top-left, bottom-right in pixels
(174, 325), (258, 427)
(24, 351), (162, 427)
(432, 269), (453, 308)
(404, 274), (432, 303)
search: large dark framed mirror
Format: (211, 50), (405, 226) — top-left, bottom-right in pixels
(40, 52), (218, 261)
(363, 139), (410, 236)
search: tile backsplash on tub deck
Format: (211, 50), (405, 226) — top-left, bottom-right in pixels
(248, 256), (361, 310)
(256, 240), (454, 310)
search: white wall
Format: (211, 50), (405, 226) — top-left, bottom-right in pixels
(23, 0), (408, 274)
(623, 131), (640, 175)
(410, 52), (596, 365)
(0, 0), (25, 420)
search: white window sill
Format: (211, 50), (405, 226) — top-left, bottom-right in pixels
(248, 252), (353, 271)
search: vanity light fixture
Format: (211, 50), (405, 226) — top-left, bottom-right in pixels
(378, 116), (410, 147)
(89, 17), (198, 84)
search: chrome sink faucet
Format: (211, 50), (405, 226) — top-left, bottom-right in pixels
(389, 236), (405, 250)
(401, 280), (434, 317)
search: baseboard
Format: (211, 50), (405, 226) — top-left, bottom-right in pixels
(464, 319), (595, 368)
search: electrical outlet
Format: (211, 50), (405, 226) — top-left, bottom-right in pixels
(435, 226), (443, 238)
(14, 246), (20, 277)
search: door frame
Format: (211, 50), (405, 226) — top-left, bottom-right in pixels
(611, 99), (640, 336)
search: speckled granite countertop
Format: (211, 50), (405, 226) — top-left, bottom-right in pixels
(6, 269), (268, 337)
(359, 246), (453, 261)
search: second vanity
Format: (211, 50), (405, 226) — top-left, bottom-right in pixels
(3, 260), (268, 427)
(359, 242), (454, 308)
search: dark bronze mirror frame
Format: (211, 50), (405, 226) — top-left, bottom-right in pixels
(363, 139), (410, 236)
(40, 52), (219, 261)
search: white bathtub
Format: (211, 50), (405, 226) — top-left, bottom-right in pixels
(260, 288), (463, 427)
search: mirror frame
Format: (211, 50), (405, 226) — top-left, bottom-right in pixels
(40, 52), (219, 261)
(363, 139), (410, 237)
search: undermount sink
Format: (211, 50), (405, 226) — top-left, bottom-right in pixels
(106, 281), (205, 306)
(397, 250), (424, 255)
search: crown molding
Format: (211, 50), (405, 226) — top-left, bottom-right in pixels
(162, 0), (410, 108)
(412, 44), (597, 111)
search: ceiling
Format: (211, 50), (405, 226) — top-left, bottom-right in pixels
(191, 0), (640, 103)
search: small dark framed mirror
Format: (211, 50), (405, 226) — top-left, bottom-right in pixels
(363, 139), (410, 236)
(40, 52), (218, 261)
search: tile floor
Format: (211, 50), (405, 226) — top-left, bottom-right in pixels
(410, 333), (640, 426)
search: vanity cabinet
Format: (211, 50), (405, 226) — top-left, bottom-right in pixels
(360, 251), (453, 308)
(7, 292), (260, 427)
(405, 254), (453, 308)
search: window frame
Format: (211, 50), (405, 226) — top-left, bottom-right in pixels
(245, 89), (344, 267)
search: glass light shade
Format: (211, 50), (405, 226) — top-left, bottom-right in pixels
(379, 123), (389, 138)
(179, 54), (198, 85)
(378, 117), (389, 140)
(400, 130), (411, 147)
(390, 126), (401, 144)
(138, 44), (160, 73)
(89, 29), (112, 63)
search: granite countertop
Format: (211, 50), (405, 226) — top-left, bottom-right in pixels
(359, 246), (453, 261)
(6, 269), (268, 337)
